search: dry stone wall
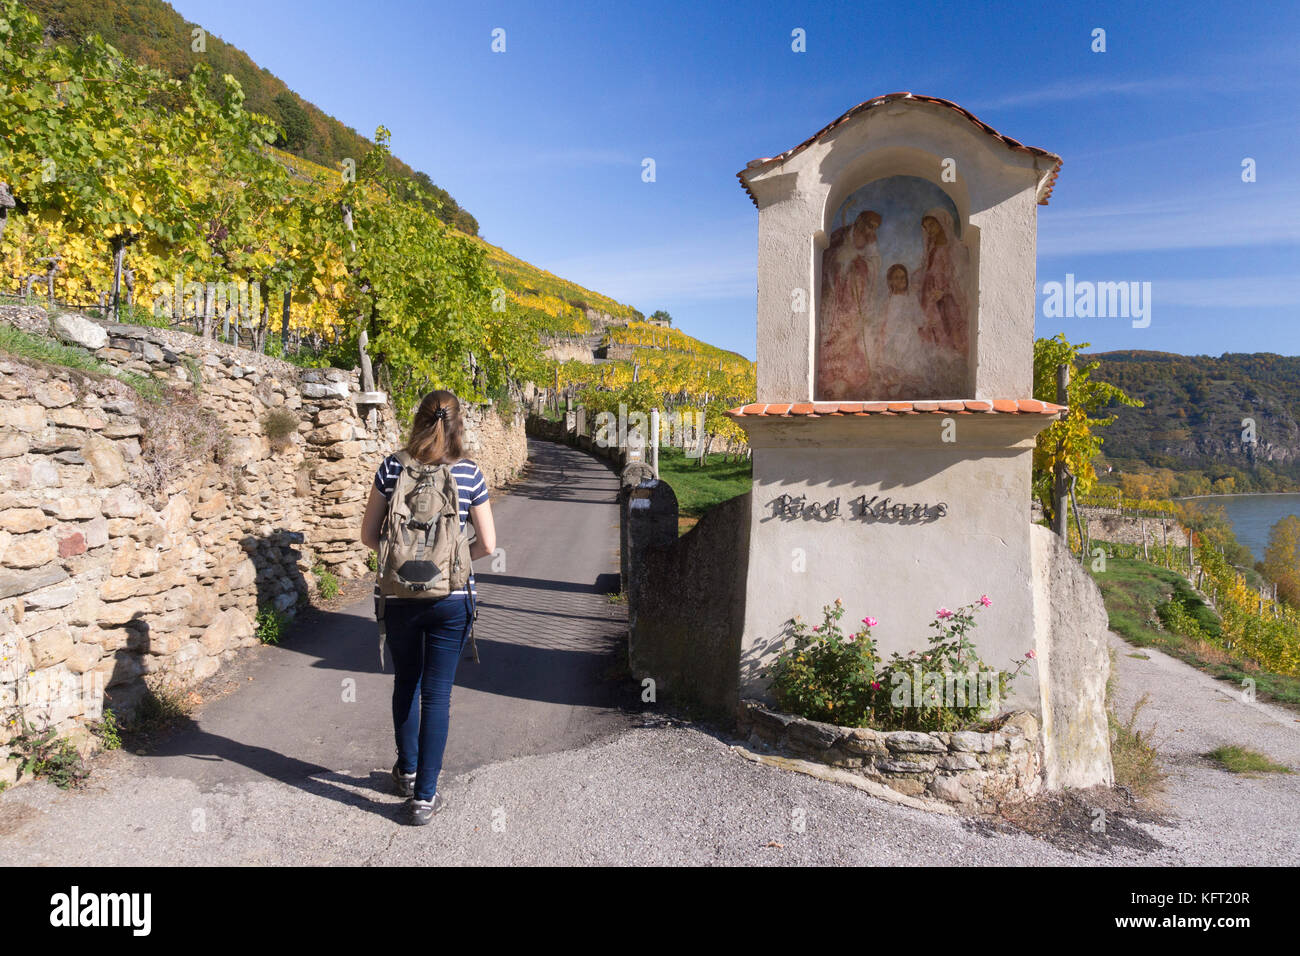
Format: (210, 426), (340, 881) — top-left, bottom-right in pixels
(738, 700), (1043, 808)
(0, 309), (526, 784)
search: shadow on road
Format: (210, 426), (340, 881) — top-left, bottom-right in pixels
(111, 439), (641, 818)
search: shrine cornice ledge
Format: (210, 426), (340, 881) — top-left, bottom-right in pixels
(726, 399), (1067, 419)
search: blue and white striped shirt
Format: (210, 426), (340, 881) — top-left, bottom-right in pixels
(373, 455), (488, 599)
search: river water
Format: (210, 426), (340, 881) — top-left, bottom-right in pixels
(1179, 493), (1300, 562)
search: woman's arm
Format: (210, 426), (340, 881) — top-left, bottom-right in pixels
(469, 501), (495, 561)
(360, 484), (386, 551)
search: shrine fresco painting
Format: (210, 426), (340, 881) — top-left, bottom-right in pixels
(817, 175), (971, 400)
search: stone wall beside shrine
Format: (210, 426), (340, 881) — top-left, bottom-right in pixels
(0, 308), (526, 785)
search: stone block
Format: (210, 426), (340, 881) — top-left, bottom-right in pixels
(100, 488), (143, 518)
(0, 508), (52, 533)
(2, 531), (58, 569)
(46, 406), (92, 429)
(0, 563), (69, 600)
(33, 381), (77, 409)
(83, 432), (128, 486)
(936, 753), (981, 771)
(50, 312), (109, 351)
(100, 421), (143, 439)
(65, 641), (103, 674)
(0, 431), (28, 458)
(42, 495), (102, 521)
(31, 626), (75, 668)
(4, 404), (46, 432)
(841, 727), (887, 755)
(948, 731), (994, 753)
(24, 581), (78, 611)
(929, 774), (976, 804)
(884, 730), (948, 753)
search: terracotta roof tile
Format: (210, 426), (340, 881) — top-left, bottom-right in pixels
(737, 92), (1062, 208)
(727, 399), (1066, 419)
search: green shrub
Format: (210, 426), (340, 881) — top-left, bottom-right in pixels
(261, 406), (299, 451)
(766, 599), (881, 726)
(366, 550), (378, 573)
(256, 606), (289, 644)
(311, 562), (341, 600)
(92, 708), (122, 750)
(766, 597), (1027, 732)
(4, 716), (89, 789)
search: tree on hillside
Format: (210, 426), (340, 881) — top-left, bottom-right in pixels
(273, 91), (311, 152)
(1033, 333), (1142, 525)
(1263, 515), (1300, 605)
(650, 310), (672, 326)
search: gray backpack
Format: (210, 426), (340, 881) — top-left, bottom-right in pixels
(377, 451), (472, 599)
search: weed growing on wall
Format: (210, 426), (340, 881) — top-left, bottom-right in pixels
(92, 708), (122, 751)
(261, 407), (299, 452)
(134, 387), (232, 500)
(311, 563), (340, 600)
(256, 606), (290, 645)
(4, 715), (89, 789)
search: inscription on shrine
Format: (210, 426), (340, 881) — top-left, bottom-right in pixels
(768, 492), (948, 522)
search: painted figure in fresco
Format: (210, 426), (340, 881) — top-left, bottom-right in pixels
(872, 263), (929, 399)
(916, 208), (969, 395)
(818, 210), (881, 398)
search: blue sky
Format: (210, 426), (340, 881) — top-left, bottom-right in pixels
(170, 0), (1300, 362)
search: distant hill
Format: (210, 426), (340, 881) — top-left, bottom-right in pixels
(22, 0), (479, 234)
(1087, 350), (1300, 494)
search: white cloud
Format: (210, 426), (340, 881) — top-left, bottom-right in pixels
(1038, 188), (1300, 256)
(976, 76), (1202, 110)
(542, 233), (756, 305)
(1146, 275), (1300, 310)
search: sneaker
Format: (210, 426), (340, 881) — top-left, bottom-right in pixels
(392, 763), (416, 798)
(409, 793), (446, 825)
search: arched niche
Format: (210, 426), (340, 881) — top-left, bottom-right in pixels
(813, 156), (978, 402)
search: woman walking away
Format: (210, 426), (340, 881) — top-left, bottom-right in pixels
(360, 390), (496, 825)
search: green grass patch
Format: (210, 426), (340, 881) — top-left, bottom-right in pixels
(1091, 555), (1300, 711)
(655, 444), (751, 520)
(311, 563), (341, 601)
(1205, 745), (1292, 775)
(0, 320), (165, 403)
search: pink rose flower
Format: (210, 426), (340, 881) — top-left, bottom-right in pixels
(980, 595), (992, 607)
(863, 616), (878, 628)
(870, 681), (881, 691)
(936, 607), (953, 619)
(1025, 649), (1037, 660)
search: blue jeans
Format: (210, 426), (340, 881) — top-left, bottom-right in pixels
(384, 594), (473, 801)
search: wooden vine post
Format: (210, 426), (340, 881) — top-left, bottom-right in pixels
(1052, 363), (1069, 540)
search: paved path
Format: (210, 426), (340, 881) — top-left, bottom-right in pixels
(115, 438), (636, 792)
(1, 441), (1297, 864)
